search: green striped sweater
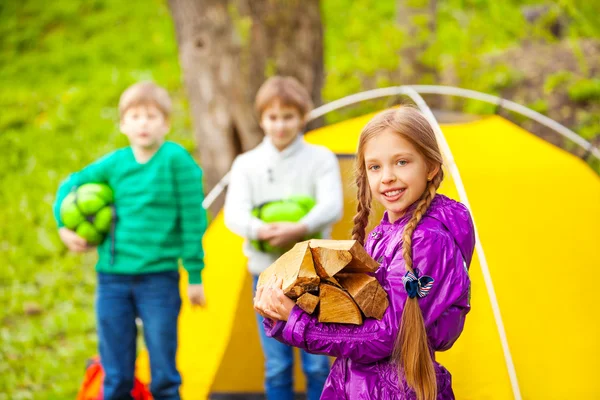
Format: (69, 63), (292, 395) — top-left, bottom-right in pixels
(53, 142), (207, 284)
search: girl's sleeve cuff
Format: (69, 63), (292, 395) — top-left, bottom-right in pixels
(263, 318), (286, 338)
(282, 306), (308, 348)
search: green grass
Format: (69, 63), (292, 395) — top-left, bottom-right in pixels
(1, 0), (599, 397)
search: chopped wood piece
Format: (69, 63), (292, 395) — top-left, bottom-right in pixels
(287, 281), (320, 299)
(335, 273), (380, 316)
(363, 283), (389, 320)
(309, 246), (352, 278)
(296, 292), (320, 314)
(309, 239), (379, 273)
(258, 241), (319, 299)
(318, 283), (362, 325)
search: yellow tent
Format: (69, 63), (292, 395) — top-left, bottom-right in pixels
(138, 87), (600, 399)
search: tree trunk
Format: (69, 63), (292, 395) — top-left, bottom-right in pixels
(168, 0), (324, 212)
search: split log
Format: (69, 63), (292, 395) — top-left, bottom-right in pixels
(309, 239), (379, 274)
(336, 273), (382, 318)
(296, 292), (320, 314)
(362, 283), (389, 320)
(309, 245), (352, 278)
(257, 241), (319, 299)
(318, 283), (362, 325)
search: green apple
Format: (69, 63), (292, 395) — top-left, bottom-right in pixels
(76, 221), (104, 245)
(77, 184), (113, 215)
(93, 206), (114, 233)
(60, 192), (86, 229)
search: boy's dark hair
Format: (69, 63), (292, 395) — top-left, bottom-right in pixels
(119, 81), (172, 119)
(255, 76), (313, 118)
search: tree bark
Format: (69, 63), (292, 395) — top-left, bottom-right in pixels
(168, 0), (324, 212)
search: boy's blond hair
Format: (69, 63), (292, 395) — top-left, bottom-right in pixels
(255, 76), (313, 118)
(118, 81), (172, 119)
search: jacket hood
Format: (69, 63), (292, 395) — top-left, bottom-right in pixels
(425, 194), (476, 265)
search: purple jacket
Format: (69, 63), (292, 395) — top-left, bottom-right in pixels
(264, 195), (475, 399)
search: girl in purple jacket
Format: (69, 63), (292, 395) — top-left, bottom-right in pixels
(254, 107), (475, 400)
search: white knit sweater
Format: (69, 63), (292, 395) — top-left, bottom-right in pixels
(224, 135), (344, 275)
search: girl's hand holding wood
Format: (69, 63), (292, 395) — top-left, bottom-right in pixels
(254, 277), (296, 321)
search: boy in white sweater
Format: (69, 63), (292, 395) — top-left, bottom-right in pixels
(224, 76), (343, 400)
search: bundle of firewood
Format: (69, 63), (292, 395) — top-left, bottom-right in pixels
(257, 239), (389, 325)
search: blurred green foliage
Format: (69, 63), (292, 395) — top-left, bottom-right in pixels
(568, 78), (600, 103)
(1, 0), (599, 397)
(323, 0), (600, 144)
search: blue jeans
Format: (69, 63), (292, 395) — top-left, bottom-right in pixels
(96, 271), (182, 400)
(253, 275), (330, 400)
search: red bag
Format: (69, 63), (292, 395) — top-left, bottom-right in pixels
(76, 356), (153, 400)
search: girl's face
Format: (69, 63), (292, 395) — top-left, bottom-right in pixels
(364, 128), (439, 223)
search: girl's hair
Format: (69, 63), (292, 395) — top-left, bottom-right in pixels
(255, 76), (313, 118)
(352, 106), (444, 400)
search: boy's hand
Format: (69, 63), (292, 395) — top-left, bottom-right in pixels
(267, 222), (308, 248)
(257, 224), (278, 241)
(58, 227), (93, 253)
(188, 284), (206, 307)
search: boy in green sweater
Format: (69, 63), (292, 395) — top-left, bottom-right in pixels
(53, 82), (207, 400)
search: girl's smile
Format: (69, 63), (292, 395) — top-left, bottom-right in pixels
(382, 188), (406, 201)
